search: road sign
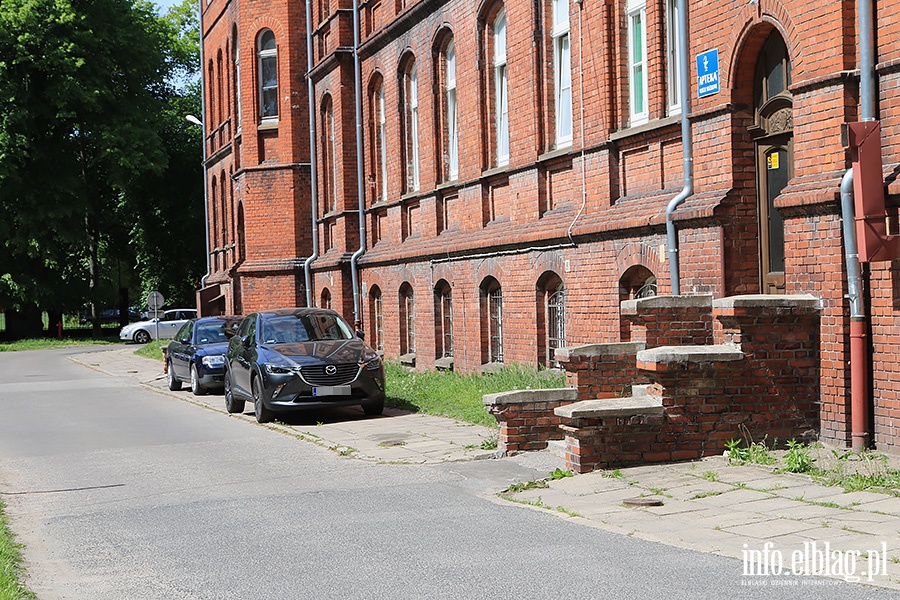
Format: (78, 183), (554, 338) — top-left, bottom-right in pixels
(147, 291), (165, 310)
(697, 49), (720, 98)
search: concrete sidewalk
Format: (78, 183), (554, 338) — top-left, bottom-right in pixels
(71, 345), (900, 590)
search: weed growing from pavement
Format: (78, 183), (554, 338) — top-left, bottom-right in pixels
(600, 469), (624, 479)
(702, 471), (719, 482)
(479, 437), (498, 450)
(781, 439), (815, 473)
(690, 490), (724, 500)
(384, 360), (564, 427)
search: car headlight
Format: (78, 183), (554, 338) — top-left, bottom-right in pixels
(264, 364), (295, 375)
(360, 353), (383, 371)
(201, 355), (225, 367)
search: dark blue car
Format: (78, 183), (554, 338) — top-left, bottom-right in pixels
(224, 308), (385, 423)
(166, 316), (243, 395)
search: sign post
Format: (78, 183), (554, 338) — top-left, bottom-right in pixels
(147, 291), (165, 344)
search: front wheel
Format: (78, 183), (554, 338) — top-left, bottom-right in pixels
(363, 399), (384, 416)
(190, 364), (207, 396)
(133, 330), (151, 344)
(252, 377), (274, 423)
(166, 360), (182, 391)
(224, 371), (245, 414)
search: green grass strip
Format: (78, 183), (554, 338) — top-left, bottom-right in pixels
(0, 500), (35, 599)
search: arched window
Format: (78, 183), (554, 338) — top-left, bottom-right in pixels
(401, 58), (420, 192)
(619, 265), (656, 341)
(437, 36), (458, 182)
(321, 288), (332, 309)
(257, 29), (278, 120)
(211, 174), (219, 271)
(493, 9), (509, 166)
(552, 0), (571, 147)
(481, 277), (503, 364)
(369, 285), (384, 351)
(233, 27), (242, 131)
(434, 280), (453, 359)
(322, 95), (338, 213)
(399, 283), (416, 354)
(369, 76), (388, 205)
(537, 272), (566, 367)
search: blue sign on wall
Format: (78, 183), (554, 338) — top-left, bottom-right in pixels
(697, 49), (720, 98)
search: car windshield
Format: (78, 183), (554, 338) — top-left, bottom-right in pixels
(259, 313), (353, 344)
(196, 321), (230, 344)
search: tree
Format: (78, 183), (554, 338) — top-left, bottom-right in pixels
(0, 0), (203, 337)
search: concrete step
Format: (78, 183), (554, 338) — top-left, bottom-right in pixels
(547, 439), (567, 459)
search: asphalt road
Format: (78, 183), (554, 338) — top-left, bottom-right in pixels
(0, 347), (892, 599)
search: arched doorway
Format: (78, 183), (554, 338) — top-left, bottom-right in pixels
(750, 31), (792, 294)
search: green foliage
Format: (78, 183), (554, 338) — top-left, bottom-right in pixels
(724, 429), (776, 466)
(0, 0), (203, 330)
(814, 449), (900, 495)
(134, 342), (166, 361)
(0, 338), (114, 352)
(548, 468), (574, 480)
(782, 439), (815, 473)
(384, 361), (565, 427)
(0, 500), (36, 599)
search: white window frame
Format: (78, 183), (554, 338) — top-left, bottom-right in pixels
(405, 62), (420, 192)
(626, 0), (648, 126)
(552, 0), (572, 148)
(378, 84), (388, 201)
(257, 30), (278, 121)
(494, 9), (509, 167)
(446, 40), (459, 181)
(666, 0), (682, 115)
(326, 102), (338, 212)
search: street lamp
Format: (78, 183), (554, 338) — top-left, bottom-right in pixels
(186, 113), (211, 308)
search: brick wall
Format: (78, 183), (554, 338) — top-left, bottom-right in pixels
(207, 0), (900, 453)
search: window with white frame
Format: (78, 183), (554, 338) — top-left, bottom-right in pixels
(257, 29), (278, 120)
(552, 0), (572, 147)
(488, 285), (503, 363)
(403, 61), (420, 192)
(626, 0), (647, 126)
(378, 83), (388, 201)
(666, 0), (682, 115)
(233, 29), (241, 131)
(445, 40), (459, 181)
(325, 99), (337, 212)
(494, 9), (509, 167)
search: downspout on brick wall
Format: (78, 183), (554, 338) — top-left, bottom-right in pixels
(302, 0), (320, 307)
(198, 0), (210, 289)
(842, 0), (876, 451)
(349, 0), (366, 324)
(665, 0), (693, 295)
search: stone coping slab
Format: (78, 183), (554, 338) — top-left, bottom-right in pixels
(713, 293), (822, 311)
(554, 341), (645, 360)
(620, 294), (713, 314)
(482, 387), (576, 406)
(554, 396), (664, 418)
(636, 344), (744, 366)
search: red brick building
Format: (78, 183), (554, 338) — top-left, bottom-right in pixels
(197, 0), (900, 453)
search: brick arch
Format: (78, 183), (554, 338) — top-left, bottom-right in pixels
(431, 24), (455, 53)
(531, 251), (567, 281)
(473, 258), (504, 287)
(726, 6), (801, 98)
(247, 17), (287, 42)
(614, 241), (664, 283)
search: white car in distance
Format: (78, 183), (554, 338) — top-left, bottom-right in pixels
(120, 309), (198, 344)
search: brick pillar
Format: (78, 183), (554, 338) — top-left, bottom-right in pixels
(620, 295), (714, 347)
(555, 342), (647, 402)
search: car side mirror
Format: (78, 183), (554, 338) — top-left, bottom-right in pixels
(240, 335), (252, 348)
(180, 337), (190, 344)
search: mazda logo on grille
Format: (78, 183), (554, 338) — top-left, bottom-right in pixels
(325, 365), (337, 375)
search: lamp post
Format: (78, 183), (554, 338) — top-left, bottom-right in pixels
(186, 114), (210, 314)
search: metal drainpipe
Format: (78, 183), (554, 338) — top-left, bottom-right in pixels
(841, 171), (869, 451)
(665, 0), (693, 296)
(349, 0), (367, 324)
(302, 0), (320, 307)
(198, 0), (211, 291)
(845, 0), (875, 451)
